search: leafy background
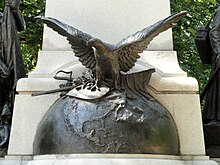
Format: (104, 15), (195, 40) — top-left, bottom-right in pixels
(171, 0), (219, 92)
(0, 0), (219, 92)
(0, 0), (45, 73)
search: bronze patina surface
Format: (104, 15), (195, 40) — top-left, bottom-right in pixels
(203, 6), (220, 157)
(33, 11), (187, 155)
(34, 70), (179, 155)
(36, 11), (187, 89)
(0, 0), (25, 155)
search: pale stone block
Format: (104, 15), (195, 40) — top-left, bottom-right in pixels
(27, 154), (219, 165)
(32, 154), (211, 160)
(211, 159), (220, 165)
(8, 94), (60, 155)
(16, 78), (63, 94)
(29, 51), (87, 78)
(149, 74), (198, 93)
(1, 155), (218, 165)
(43, 0), (173, 51)
(29, 51), (187, 79)
(148, 92), (205, 155)
(27, 159), (217, 165)
(0, 160), (21, 165)
(2, 156), (32, 165)
(138, 51), (187, 77)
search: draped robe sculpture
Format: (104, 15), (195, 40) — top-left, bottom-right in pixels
(0, 0), (25, 153)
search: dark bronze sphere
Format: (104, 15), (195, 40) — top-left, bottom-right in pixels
(34, 90), (179, 155)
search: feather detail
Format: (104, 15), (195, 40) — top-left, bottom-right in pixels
(114, 11), (187, 72)
(36, 16), (96, 70)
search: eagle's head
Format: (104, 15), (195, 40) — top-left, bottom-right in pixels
(87, 38), (109, 53)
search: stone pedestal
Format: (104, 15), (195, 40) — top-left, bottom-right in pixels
(8, 51), (205, 156)
(2, 0), (216, 164)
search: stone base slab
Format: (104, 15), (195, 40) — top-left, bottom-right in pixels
(8, 94), (60, 155)
(0, 154), (218, 165)
(212, 158), (220, 165)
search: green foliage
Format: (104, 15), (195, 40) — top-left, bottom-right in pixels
(170, 0), (219, 91)
(0, 0), (45, 73)
(0, 1), (3, 9)
(19, 0), (46, 73)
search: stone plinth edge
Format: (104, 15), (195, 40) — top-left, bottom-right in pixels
(0, 154), (219, 165)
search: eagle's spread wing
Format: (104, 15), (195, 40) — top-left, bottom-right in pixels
(36, 17), (96, 70)
(114, 11), (187, 72)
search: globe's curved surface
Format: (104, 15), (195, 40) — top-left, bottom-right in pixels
(34, 89), (179, 155)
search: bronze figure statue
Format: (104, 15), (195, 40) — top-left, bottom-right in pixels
(202, 6), (220, 158)
(0, 0), (25, 154)
(37, 11), (187, 89)
(203, 6), (220, 126)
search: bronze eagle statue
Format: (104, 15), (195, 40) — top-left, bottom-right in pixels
(37, 11), (187, 88)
